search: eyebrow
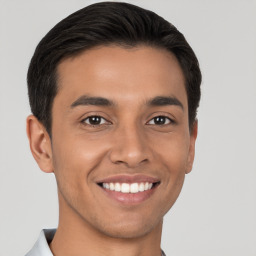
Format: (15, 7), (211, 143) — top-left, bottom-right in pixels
(71, 95), (114, 108)
(70, 95), (183, 110)
(147, 96), (184, 110)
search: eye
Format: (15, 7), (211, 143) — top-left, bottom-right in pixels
(82, 116), (108, 126)
(147, 116), (173, 125)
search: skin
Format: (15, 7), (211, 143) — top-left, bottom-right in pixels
(27, 46), (197, 256)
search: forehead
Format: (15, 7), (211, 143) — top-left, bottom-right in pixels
(55, 45), (187, 109)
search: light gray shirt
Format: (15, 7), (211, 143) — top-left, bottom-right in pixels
(25, 229), (55, 256)
(25, 229), (166, 256)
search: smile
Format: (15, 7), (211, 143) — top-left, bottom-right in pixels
(101, 182), (156, 193)
(96, 174), (160, 204)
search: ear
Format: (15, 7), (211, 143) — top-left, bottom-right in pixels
(26, 115), (54, 173)
(185, 120), (198, 174)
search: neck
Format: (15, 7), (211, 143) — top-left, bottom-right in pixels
(50, 192), (163, 256)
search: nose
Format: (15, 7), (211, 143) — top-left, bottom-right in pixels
(109, 124), (151, 168)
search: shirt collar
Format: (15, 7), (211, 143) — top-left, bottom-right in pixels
(25, 229), (56, 256)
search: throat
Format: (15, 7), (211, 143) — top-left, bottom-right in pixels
(50, 214), (163, 256)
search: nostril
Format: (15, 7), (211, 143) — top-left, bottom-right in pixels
(108, 140), (150, 168)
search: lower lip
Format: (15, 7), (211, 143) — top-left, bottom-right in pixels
(100, 186), (158, 205)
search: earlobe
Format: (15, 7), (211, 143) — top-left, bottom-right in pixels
(26, 115), (54, 173)
(185, 120), (198, 174)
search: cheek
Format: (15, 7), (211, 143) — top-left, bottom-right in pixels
(163, 139), (189, 190)
(150, 133), (190, 207)
(51, 135), (108, 188)
(151, 132), (190, 172)
(50, 136), (110, 213)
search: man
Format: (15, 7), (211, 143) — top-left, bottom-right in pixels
(26, 2), (201, 256)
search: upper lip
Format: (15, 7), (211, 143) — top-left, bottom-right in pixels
(96, 174), (160, 184)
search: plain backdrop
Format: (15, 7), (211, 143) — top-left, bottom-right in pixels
(0, 0), (256, 255)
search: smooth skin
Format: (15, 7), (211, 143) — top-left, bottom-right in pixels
(27, 46), (197, 256)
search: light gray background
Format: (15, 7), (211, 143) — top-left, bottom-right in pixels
(0, 0), (256, 255)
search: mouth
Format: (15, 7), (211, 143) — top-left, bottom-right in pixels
(97, 181), (160, 193)
(96, 175), (160, 204)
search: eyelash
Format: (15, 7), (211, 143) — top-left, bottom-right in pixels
(81, 115), (174, 127)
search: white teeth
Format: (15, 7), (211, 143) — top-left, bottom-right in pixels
(110, 183), (115, 191)
(102, 182), (154, 193)
(139, 183), (145, 192)
(130, 183), (139, 193)
(115, 183), (121, 192)
(121, 183), (130, 193)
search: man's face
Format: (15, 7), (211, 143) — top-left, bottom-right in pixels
(49, 46), (196, 238)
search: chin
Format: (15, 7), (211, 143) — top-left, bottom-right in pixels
(91, 214), (163, 239)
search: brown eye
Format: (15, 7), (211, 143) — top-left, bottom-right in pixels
(83, 116), (107, 125)
(148, 116), (172, 125)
